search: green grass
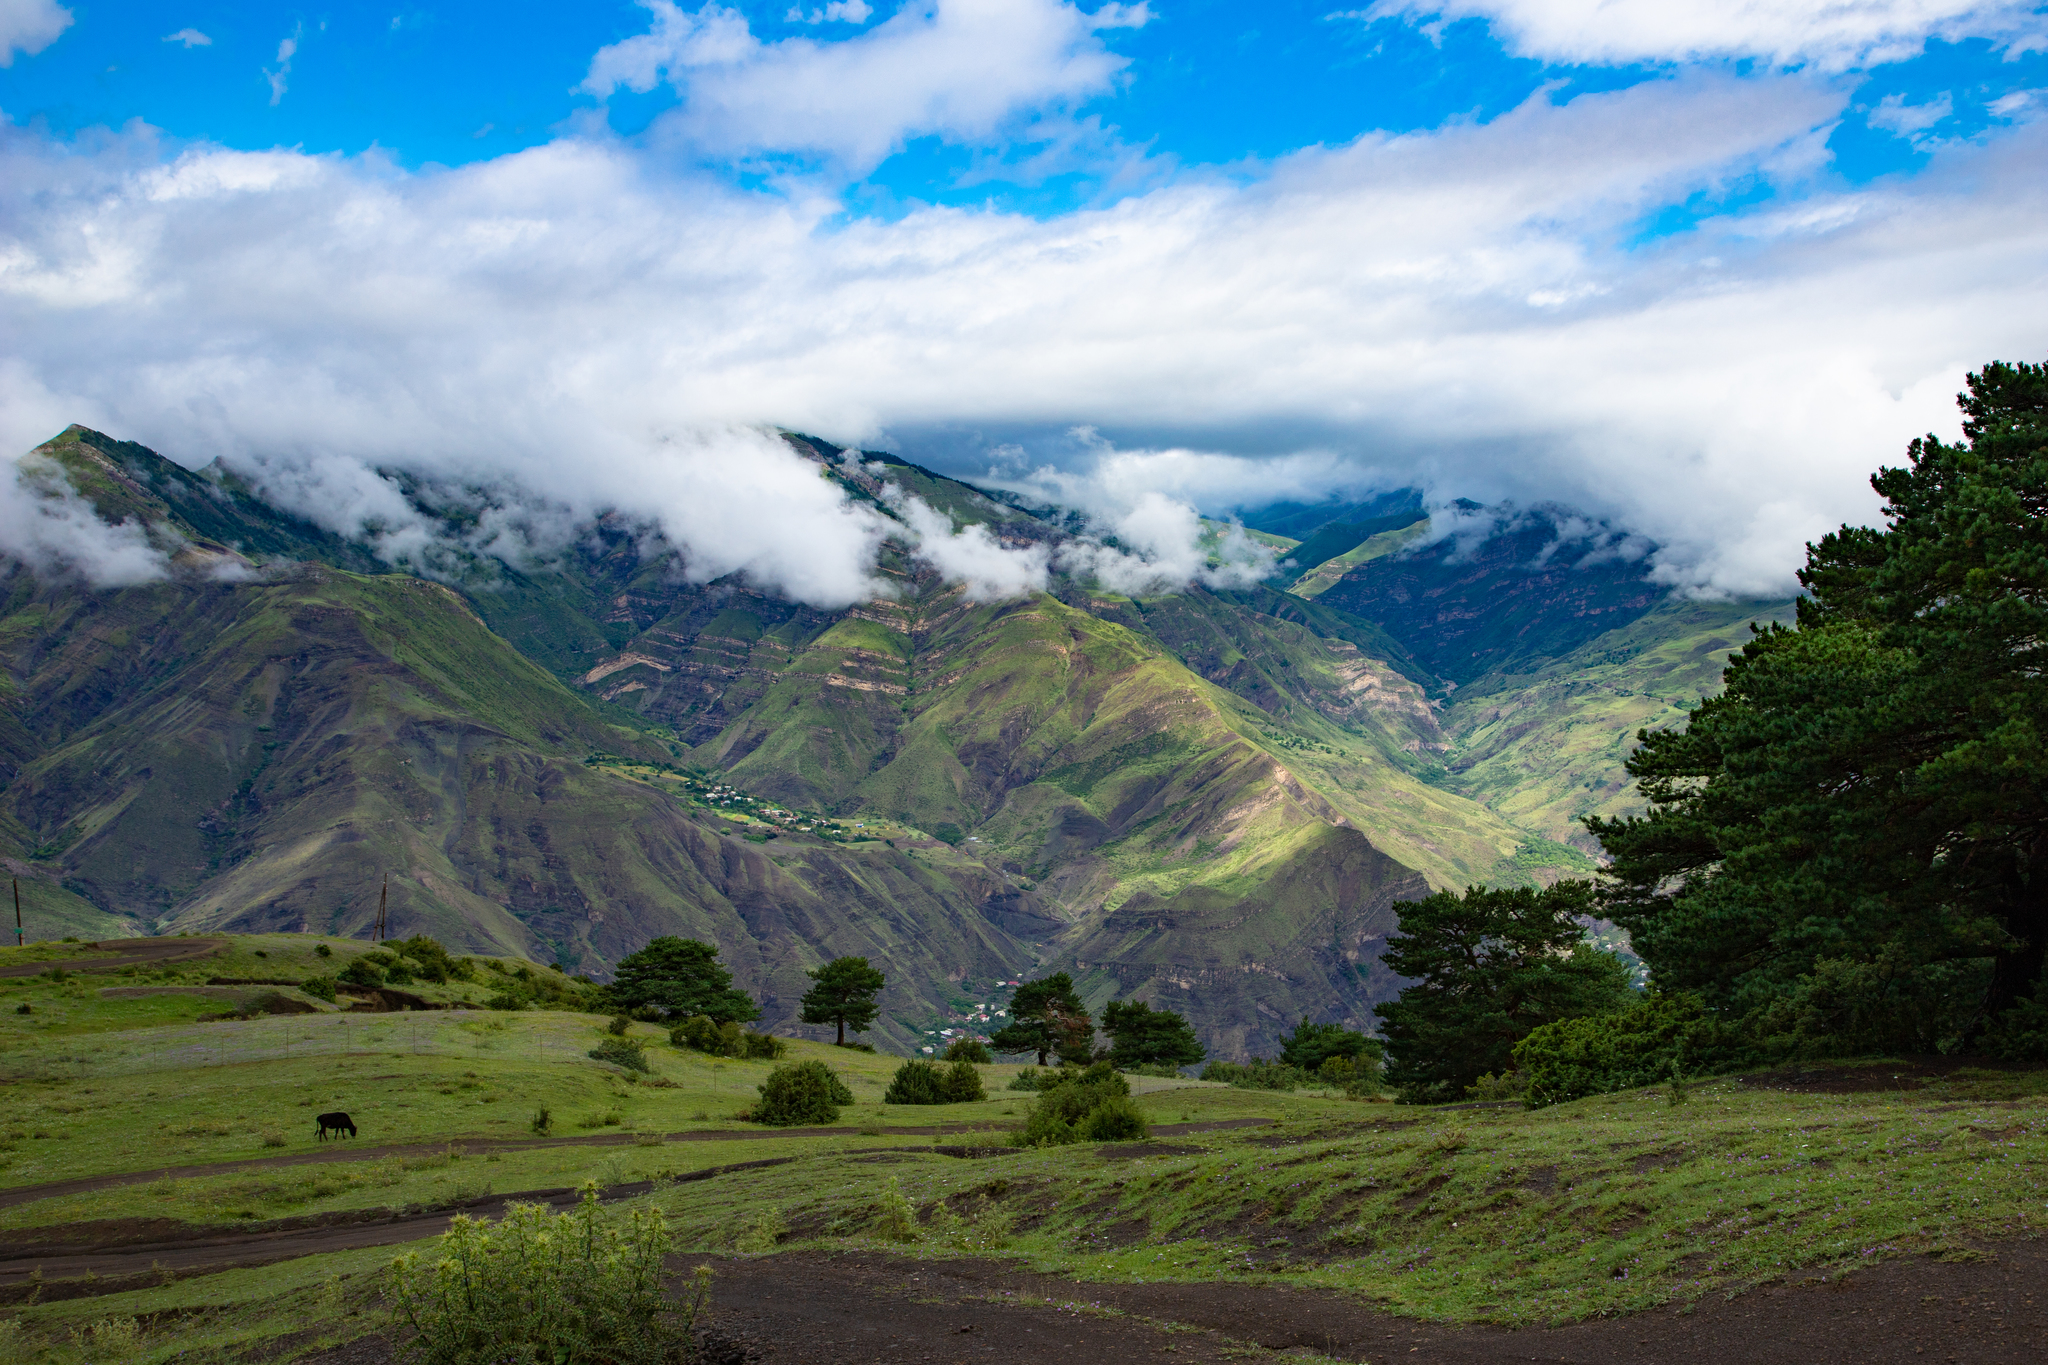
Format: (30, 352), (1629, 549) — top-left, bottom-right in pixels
(644, 1065), (2048, 1325)
(1, 961), (2043, 1362)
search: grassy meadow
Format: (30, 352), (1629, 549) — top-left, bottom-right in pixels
(1, 933), (2045, 1364)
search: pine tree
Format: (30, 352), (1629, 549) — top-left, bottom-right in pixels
(798, 956), (885, 1045)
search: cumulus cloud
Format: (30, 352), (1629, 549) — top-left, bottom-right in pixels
(581, 0), (1145, 171)
(163, 27), (211, 48)
(0, 0), (67, 66)
(1, 68), (2044, 600)
(1358, 0), (2048, 70)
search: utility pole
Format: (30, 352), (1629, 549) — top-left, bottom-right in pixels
(374, 876), (388, 942)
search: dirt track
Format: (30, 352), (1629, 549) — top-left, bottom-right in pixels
(0, 936), (230, 979)
(293, 1241), (2048, 1364)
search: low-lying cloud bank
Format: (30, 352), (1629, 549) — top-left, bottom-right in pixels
(2, 63), (2044, 602)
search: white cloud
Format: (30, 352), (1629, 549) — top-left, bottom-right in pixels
(0, 0), (69, 66)
(0, 451), (174, 587)
(163, 27), (212, 48)
(1358, 1), (2048, 70)
(266, 31), (299, 105)
(895, 493), (1052, 598)
(1868, 90), (1954, 145)
(582, 0), (1146, 171)
(2, 70), (2044, 600)
(787, 1), (874, 23)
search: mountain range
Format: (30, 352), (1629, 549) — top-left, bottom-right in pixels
(0, 425), (1791, 1056)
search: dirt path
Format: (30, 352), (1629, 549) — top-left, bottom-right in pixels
(0, 1118), (1269, 1214)
(0, 936), (230, 979)
(291, 1242), (2048, 1365)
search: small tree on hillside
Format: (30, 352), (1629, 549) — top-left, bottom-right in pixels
(990, 972), (1094, 1066)
(1375, 881), (1634, 1103)
(609, 937), (760, 1022)
(1099, 1000), (1205, 1070)
(800, 956), (886, 1045)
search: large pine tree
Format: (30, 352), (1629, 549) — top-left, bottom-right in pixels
(1593, 358), (2048, 1055)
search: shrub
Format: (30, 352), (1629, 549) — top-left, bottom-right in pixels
(1077, 1094), (1149, 1141)
(301, 975), (338, 1002)
(531, 1106), (553, 1135)
(741, 1031), (788, 1060)
(393, 935), (464, 984)
(671, 1014), (742, 1055)
(385, 961), (417, 986)
(1011, 1063), (1137, 1147)
(314, 944), (333, 958)
(339, 958), (386, 988)
(943, 1037), (993, 1063)
(753, 1060), (854, 1126)
(608, 1014), (634, 1036)
(884, 1059), (945, 1104)
(485, 992), (527, 1011)
(588, 1038), (650, 1073)
(1515, 992), (1752, 1108)
(1982, 990), (2048, 1062)
(388, 1183), (706, 1365)
(1006, 1067), (1047, 1091)
(941, 1058), (986, 1102)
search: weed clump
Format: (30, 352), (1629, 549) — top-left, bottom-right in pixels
(530, 1106), (553, 1135)
(388, 1183), (707, 1364)
(1011, 1063), (1147, 1146)
(749, 1060), (855, 1126)
(883, 1058), (985, 1104)
(589, 1037), (650, 1073)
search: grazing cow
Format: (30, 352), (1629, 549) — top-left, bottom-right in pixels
(315, 1111), (357, 1140)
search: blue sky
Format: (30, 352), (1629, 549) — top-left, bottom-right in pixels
(2, 2), (2046, 602)
(6, 2), (2043, 213)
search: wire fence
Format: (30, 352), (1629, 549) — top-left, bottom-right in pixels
(0, 1010), (614, 1081)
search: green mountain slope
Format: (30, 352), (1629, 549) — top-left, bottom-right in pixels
(1433, 596), (1797, 851)
(0, 423), (1779, 1058)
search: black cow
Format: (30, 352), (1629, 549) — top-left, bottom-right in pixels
(315, 1111), (357, 1140)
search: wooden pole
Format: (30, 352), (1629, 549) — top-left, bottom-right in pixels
(374, 877), (388, 942)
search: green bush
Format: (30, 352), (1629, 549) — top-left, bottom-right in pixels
(884, 1059), (943, 1104)
(1982, 990), (2048, 1062)
(392, 935), (465, 984)
(886, 1058), (987, 1104)
(485, 992), (527, 1011)
(741, 1031), (788, 1060)
(1077, 1093), (1149, 1141)
(301, 975), (338, 1003)
(1006, 1067), (1047, 1091)
(608, 1014), (634, 1036)
(752, 1061), (855, 1126)
(1011, 1063), (1138, 1147)
(338, 958), (385, 988)
(670, 1014), (747, 1056)
(588, 1038), (650, 1073)
(943, 1037), (993, 1063)
(315, 943), (333, 958)
(1515, 992), (1751, 1109)
(388, 1183), (705, 1364)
